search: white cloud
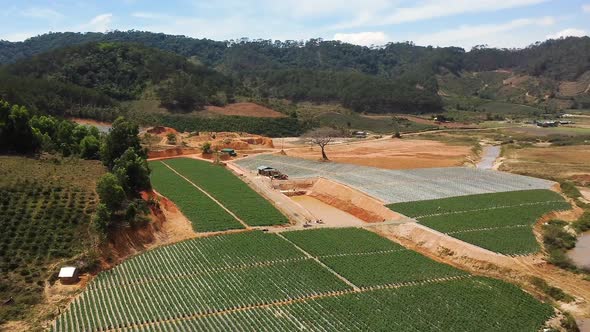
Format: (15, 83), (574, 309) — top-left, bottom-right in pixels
(583, 4), (590, 12)
(0, 31), (42, 42)
(132, 12), (164, 19)
(547, 28), (587, 39)
(414, 16), (555, 49)
(20, 7), (63, 20)
(83, 13), (113, 32)
(332, 0), (548, 29)
(333, 31), (389, 46)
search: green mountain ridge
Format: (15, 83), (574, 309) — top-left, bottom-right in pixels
(1, 31), (590, 127)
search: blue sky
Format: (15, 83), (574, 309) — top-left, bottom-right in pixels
(1, 0), (589, 50)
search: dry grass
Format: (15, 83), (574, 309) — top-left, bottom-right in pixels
(500, 145), (590, 184)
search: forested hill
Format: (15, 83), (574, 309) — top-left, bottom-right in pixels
(0, 42), (235, 117)
(2, 31), (590, 81)
(1, 31), (590, 119)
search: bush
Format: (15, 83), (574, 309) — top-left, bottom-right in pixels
(560, 181), (581, 200)
(530, 276), (574, 302)
(543, 221), (577, 250)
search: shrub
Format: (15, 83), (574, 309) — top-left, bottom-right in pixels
(530, 276), (574, 302)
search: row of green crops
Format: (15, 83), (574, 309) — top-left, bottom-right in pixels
(52, 229), (554, 332)
(162, 158), (288, 227)
(388, 189), (567, 218)
(388, 190), (571, 255)
(149, 161), (244, 232)
(90, 231), (305, 286)
(283, 228), (467, 287)
(280, 227), (405, 256)
(116, 277), (553, 332)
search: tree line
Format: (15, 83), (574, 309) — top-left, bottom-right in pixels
(0, 98), (152, 239)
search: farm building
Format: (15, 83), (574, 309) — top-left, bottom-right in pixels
(58, 266), (79, 284)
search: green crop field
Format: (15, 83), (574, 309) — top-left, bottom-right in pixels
(388, 189), (567, 218)
(0, 156), (104, 323)
(52, 228), (554, 332)
(388, 190), (571, 255)
(321, 251), (467, 287)
(281, 227), (405, 256)
(149, 161), (244, 232)
(118, 277), (552, 332)
(283, 228), (466, 287)
(150, 158), (288, 229)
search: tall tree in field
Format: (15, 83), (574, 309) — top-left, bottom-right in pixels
(304, 127), (341, 161)
(101, 117), (143, 169)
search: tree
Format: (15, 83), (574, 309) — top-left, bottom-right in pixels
(101, 117), (143, 169)
(201, 141), (212, 154)
(96, 173), (125, 211)
(392, 117), (401, 138)
(113, 148), (151, 195)
(80, 135), (101, 159)
(0, 100), (40, 153)
(92, 203), (111, 236)
(304, 127), (340, 161)
(166, 133), (177, 145)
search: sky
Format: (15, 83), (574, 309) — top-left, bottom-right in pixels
(1, 0), (589, 50)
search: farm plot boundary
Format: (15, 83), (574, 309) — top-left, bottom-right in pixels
(149, 161), (244, 232)
(388, 190), (571, 255)
(160, 158), (289, 227)
(52, 229), (554, 332)
(234, 154), (555, 204)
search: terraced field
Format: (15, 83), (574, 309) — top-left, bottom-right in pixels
(388, 190), (571, 255)
(149, 158), (288, 232)
(235, 154), (555, 203)
(52, 229), (554, 331)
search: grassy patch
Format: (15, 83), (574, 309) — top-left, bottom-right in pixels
(530, 277), (575, 302)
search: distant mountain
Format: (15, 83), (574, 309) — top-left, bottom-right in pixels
(1, 31), (590, 119)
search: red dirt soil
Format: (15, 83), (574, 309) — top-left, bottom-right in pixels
(286, 138), (472, 170)
(147, 126), (179, 136)
(205, 103), (285, 118)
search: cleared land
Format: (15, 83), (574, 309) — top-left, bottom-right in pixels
(285, 138), (471, 170)
(149, 158), (288, 231)
(52, 229), (553, 332)
(388, 190), (571, 255)
(235, 154), (555, 203)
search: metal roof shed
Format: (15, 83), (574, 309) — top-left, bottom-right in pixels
(58, 266), (79, 284)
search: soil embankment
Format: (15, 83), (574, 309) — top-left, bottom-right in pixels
(307, 178), (402, 222)
(103, 190), (197, 266)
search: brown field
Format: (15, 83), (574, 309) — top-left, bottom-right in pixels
(500, 145), (590, 184)
(285, 138), (473, 169)
(205, 102), (285, 118)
